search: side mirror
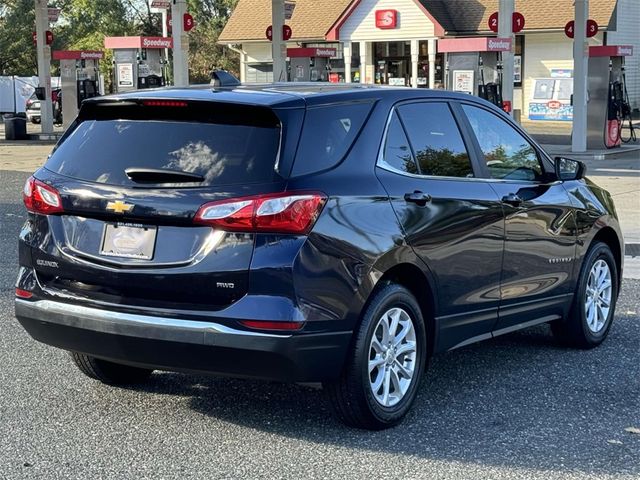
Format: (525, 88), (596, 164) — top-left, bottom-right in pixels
(554, 156), (586, 181)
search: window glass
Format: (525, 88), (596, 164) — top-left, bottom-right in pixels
(462, 104), (543, 181)
(533, 79), (555, 100)
(397, 102), (474, 178)
(382, 111), (418, 174)
(292, 102), (373, 176)
(46, 120), (281, 186)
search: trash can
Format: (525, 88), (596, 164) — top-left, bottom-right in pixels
(3, 114), (28, 140)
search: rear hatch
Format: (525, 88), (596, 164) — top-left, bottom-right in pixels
(30, 98), (290, 311)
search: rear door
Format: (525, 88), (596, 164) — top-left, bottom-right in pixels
(375, 100), (505, 350)
(458, 103), (577, 333)
(32, 100), (291, 311)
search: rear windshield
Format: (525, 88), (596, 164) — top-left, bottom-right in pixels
(45, 106), (281, 187)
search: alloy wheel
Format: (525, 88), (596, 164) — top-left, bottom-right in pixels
(368, 307), (417, 407)
(584, 259), (612, 333)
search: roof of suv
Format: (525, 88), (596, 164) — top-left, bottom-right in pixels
(86, 83), (482, 109)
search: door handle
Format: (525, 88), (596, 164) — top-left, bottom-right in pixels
(404, 191), (432, 206)
(501, 193), (523, 207)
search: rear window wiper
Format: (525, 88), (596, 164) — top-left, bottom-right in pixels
(125, 168), (205, 184)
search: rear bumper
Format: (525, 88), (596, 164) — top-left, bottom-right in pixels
(15, 299), (351, 382)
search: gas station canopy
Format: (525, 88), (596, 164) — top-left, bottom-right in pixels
(286, 47), (337, 58)
(437, 37), (513, 54)
(52, 50), (104, 60)
(589, 45), (634, 57)
(104, 36), (174, 49)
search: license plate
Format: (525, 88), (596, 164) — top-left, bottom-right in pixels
(100, 223), (157, 260)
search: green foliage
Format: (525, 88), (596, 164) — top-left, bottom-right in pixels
(0, 0), (239, 84)
(186, 0), (239, 83)
(0, 0), (37, 75)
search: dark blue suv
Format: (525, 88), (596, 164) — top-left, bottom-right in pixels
(15, 84), (623, 429)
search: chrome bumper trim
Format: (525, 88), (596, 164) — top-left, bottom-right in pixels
(15, 299), (291, 345)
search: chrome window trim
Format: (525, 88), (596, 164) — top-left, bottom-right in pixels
(375, 100), (479, 181)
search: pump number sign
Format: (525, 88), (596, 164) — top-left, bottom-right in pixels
(488, 12), (525, 33)
(565, 20), (599, 39)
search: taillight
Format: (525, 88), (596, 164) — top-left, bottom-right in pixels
(194, 192), (327, 234)
(15, 288), (33, 299)
(239, 320), (304, 331)
(23, 176), (63, 214)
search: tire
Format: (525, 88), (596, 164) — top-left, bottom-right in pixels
(324, 283), (427, 430)
(70, 352), (153, 385)
(552, 241), (619, 348)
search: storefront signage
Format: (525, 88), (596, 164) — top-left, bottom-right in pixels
(375, 10), (398, 29)
(550, 69), (572, 78)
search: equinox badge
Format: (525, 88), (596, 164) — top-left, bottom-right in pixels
(106, 200), (134, 214)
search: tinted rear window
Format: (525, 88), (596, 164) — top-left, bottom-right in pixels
(292, 102), (373, 176)
(45, 106), (281, 187)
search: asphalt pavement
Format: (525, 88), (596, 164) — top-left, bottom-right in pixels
(1, 164), (639, 479)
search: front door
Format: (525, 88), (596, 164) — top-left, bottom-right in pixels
(459, 103), (577, 333)
(376, 101), (505, 351)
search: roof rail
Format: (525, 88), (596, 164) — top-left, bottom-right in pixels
(210, 70), (241, 87)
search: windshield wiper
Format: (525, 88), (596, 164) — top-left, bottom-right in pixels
(125, 168), (205, 184)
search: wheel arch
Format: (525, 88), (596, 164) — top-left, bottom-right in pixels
(590, 226), (623, 288)
(369, 261), (438, 358)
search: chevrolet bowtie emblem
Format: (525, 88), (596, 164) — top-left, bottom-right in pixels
(106, 200), (134, 214)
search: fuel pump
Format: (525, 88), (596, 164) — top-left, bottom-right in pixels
(52, 50), (104, 129)
(478, 53), (503, 109)
(586, 45), (634, 149)
(438, 37), (512, 106)
(287, 47), (337, 82)
(104, 36), (173, 93)
(76, 59), (100, 107)
(618, 60), (637, 143)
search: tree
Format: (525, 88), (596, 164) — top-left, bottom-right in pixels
(0, 0), (240, 84)
(186, 0), (239, 83)
(0, 0), (37, 75)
